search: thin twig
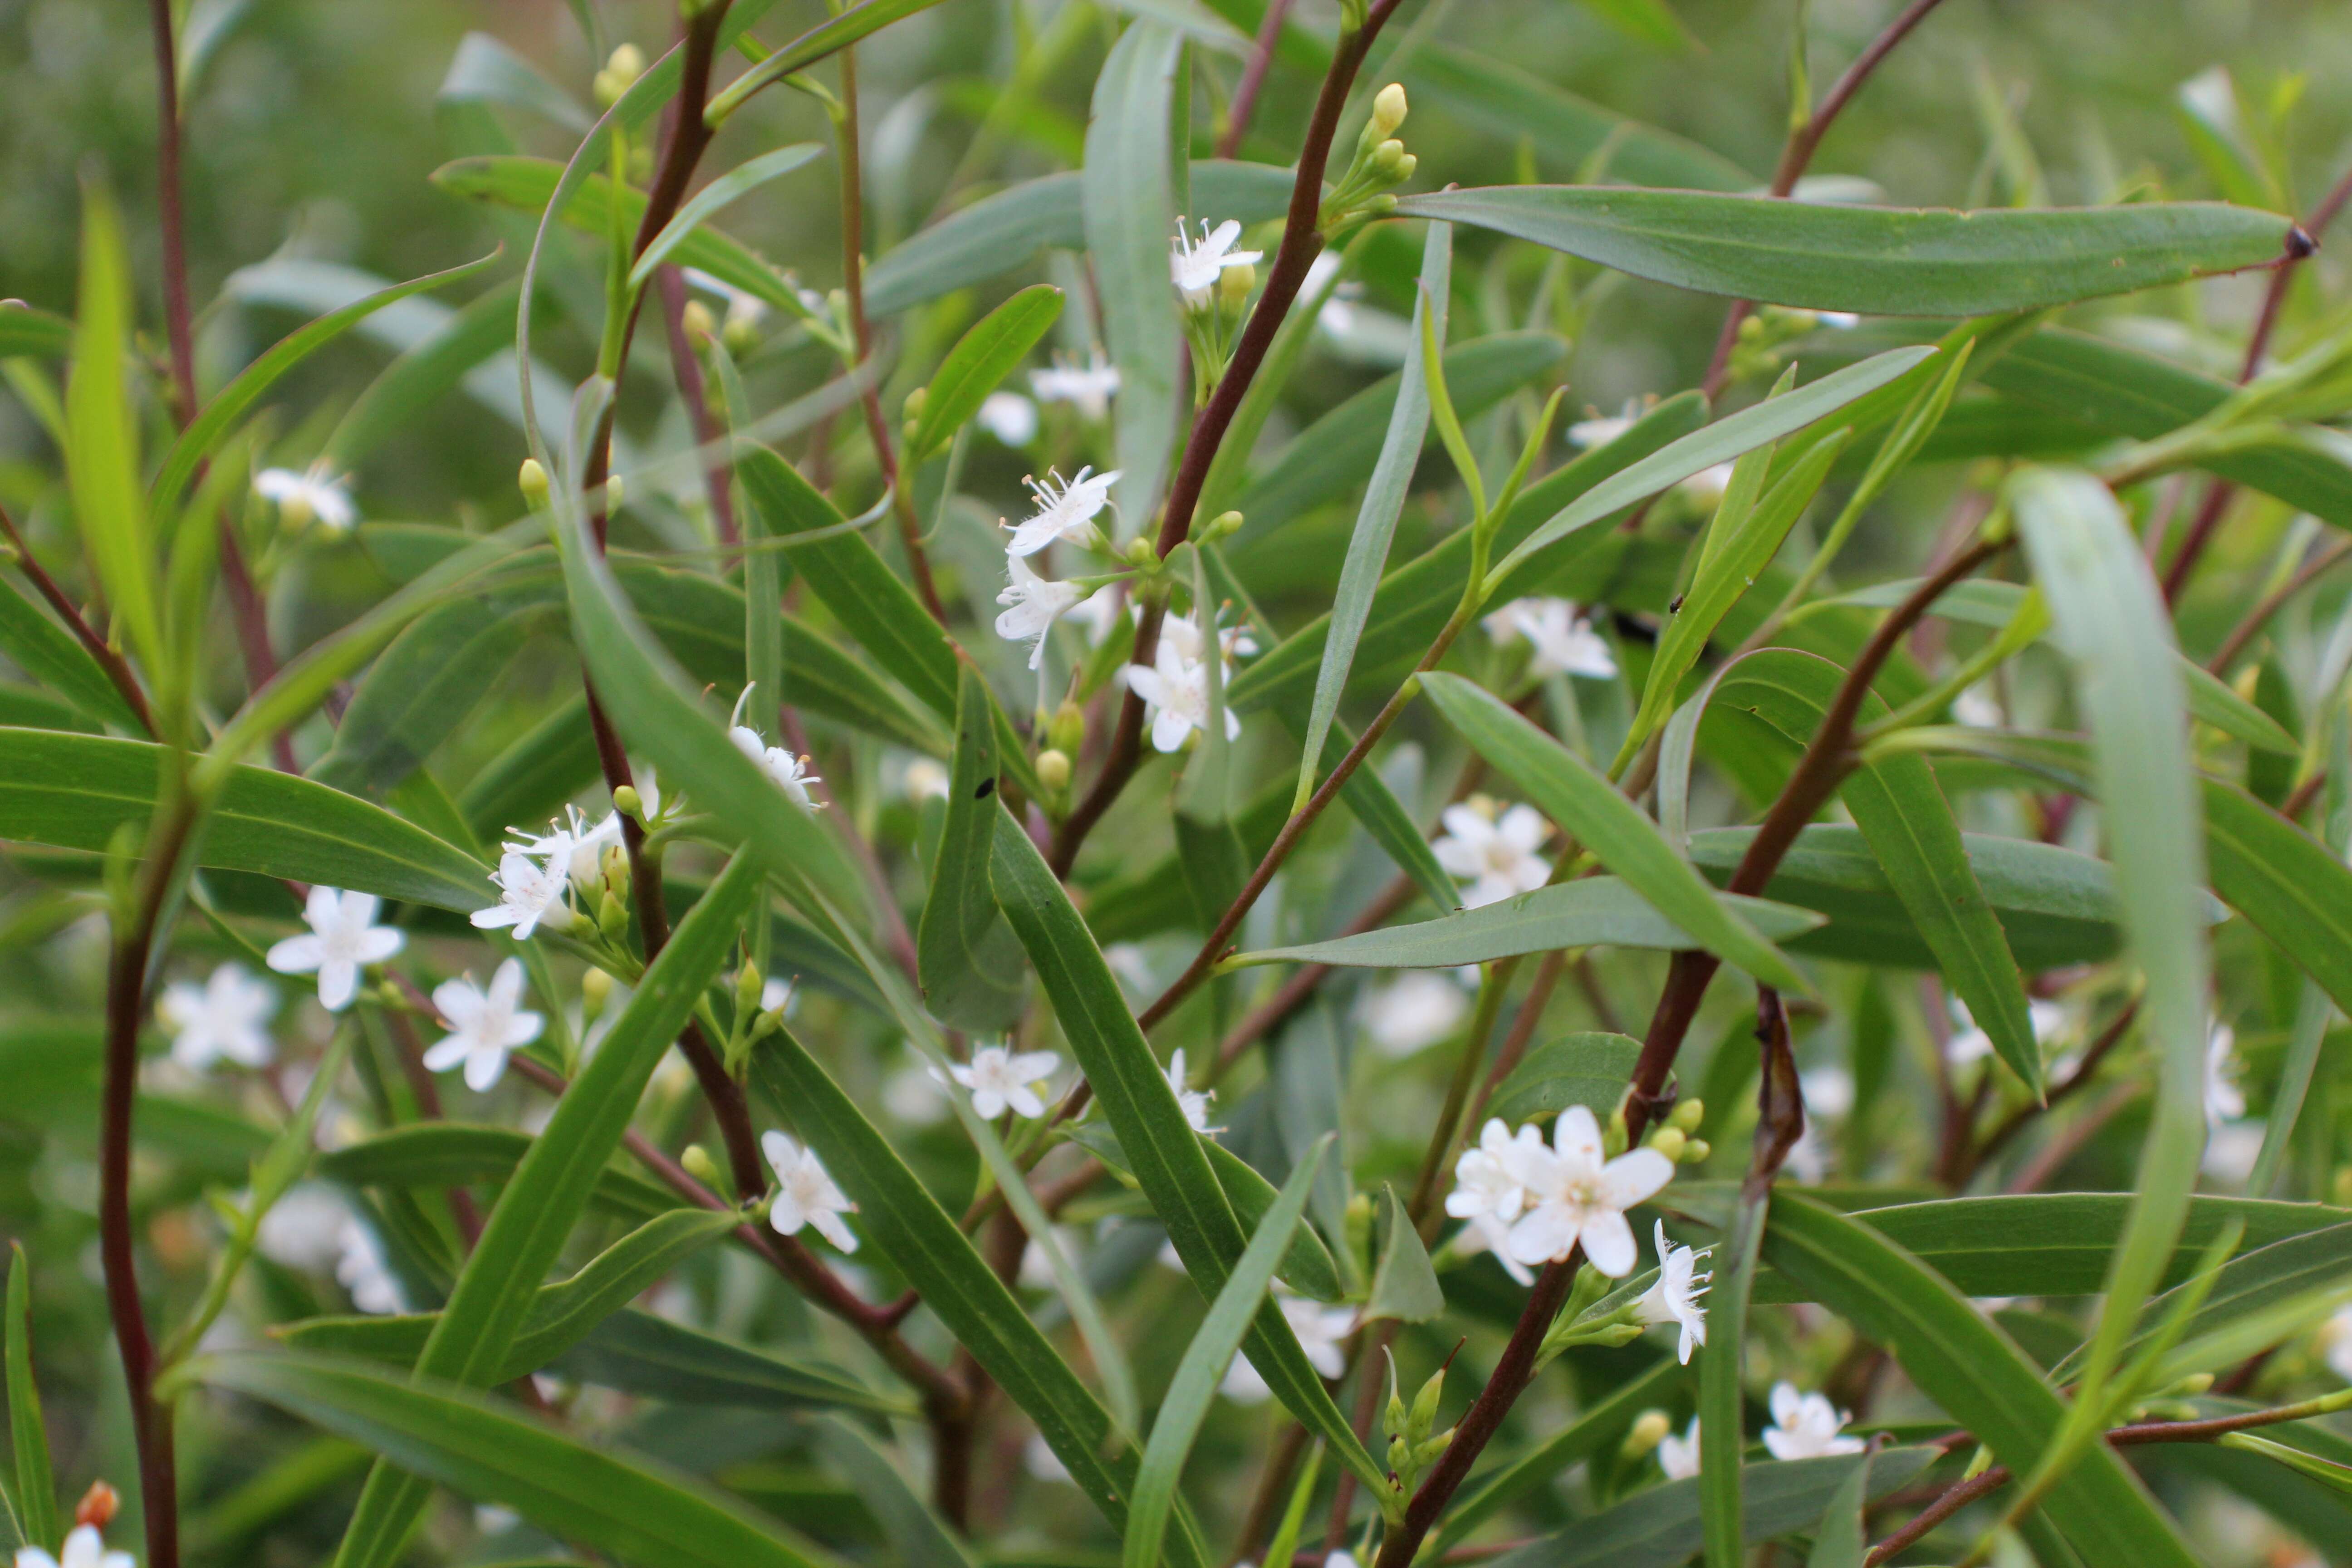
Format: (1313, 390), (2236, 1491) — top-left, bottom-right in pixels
(1701, 0), (1955, 396)
(1959, 1001), (2138, 1183)
(0, 499), (156, 735)
(656, 264), (739, 547)
(2206, 536), (2352, 675)
(2004, 1078), (2141, 1195)
(1219, 0), (1298, 158)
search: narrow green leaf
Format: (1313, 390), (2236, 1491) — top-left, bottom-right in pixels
(1802, 1444), (1876, 1568)
(2250, 984), (2329, 1197)
(1227, 877), (1821, 970)
(1125, 1137), (1328, 1568)
(2221, 1432), (2352, 1496)
(323, 278), (541, 466)
(1762, 1191), (2200, 1566)
(317, 1123), (678, 1223)
(202, 1351), (842, 1568)
(1071, 1122), (1347, 1302)
(1427, 1358), (1682, 1558)
(2011, 466), (2211, 1403)
(916, 666), (1030, 1029)
(6, 1245), (55, 1553)
(704, 0), (958, 125)
(1700, 1184), (1766, 1568)
(65, 181), (158, 675)
(0, 729), (490, 911)
(439, 30), (592, 132)
(1400, 187), (2295, 316)
(814, 1417), (977, 1568)
(1365, 1184), (1443, 1324)
(1484, 1034), (1642, 1127)
(1402, 46), (1750, 189)
(1419, 672), (1812, 991)
(629, 144), (827, 289)
(0, 303), (72, 361)
(2198, 777), (2352, 1023)
(0, 578), (142, 733)
(1296, 221), (1450, 805)
(551, 1310), (910, 1414)
(988, 808), (1388, 1495)
(181, 1437), (371, 1558)
(328, 853), (761, 1568)
(1084, 22), (1186, 530)
(150, 250), (499, 525)
(908, 285), (1063, 462)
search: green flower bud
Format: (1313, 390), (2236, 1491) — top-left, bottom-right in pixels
(1681, 1137), (1711, 1164)
(680, 1143), (722, 1186)
(736, 960), (764, 1015)
(1668, 1097), (1705, 1132)
(582, 966), (614, 1019)
(1412, 1429), (1454, 1467)
(681, 299), (716, 343)
(1622, 1409), (1671, 1458)
(1647, 1127), (1687, 1162)
(1049, 700), (1086, 756)
(598, 890), (629, 941)
(1410, 1365), (1445, 1441)
(612, 784), (642, 819)
(1373, 138), (1407, 176)
(1036, 748), (1072, 792)
(1372, 83), (1409, 137)
(519, 457), (549, 502)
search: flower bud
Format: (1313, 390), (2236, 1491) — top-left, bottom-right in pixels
(903, 386), (927, 421)
(582, 966), (614, 1017)
(595, 43), (647, 107)
(736, 961), (764, 1016)
(1036, 748), (1072, 791)
(1681, 1137), (1711, 1164)
(1409, 1364), (1445, 1440)
(613, 784), (643, 819)
(1126, 536), (1160, 567)
(75, 1481), (120, 1531)
(1622, 1410), (1671, 1459)
(680, 1144), (723, 1187)
(1049, 700), (1086, 756)
(2175, 1372), (2215, 1396)
(1367, 193), (1399, 216)
(602, 843), (631, 897)
(1387, 1432), (1413, 1476)
(681, 299), (717, 343)
(723, 314), (761, 354)
(604, 474), (625, 511)
(1220, 262), (1257, 305)
(1205, 510), (1245, 541)
(1344, 1189), (1375, 1263)
(277, 489), (315, 534)
(1373, 139), (1407, 176)
(518, 457), (549, 502)
(1669, 1097), (1705, 1132)
(1393, 153), (1417, 182)
(598, 890), (629, 941)
(1412, 1429), (1455, 1466)
(1373, 83), (1409, 137)
(1646, 1127), (1687, 1162)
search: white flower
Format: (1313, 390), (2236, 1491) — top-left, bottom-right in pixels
(265, 887), (404, 1012)
(1449, 1118), (1545, 1286)
(1763, 1382), (1864, 1460)
(1164, 1047), (1215, 1132)
(1636, 1220), (1712, 1365)
(1170, 218), (1262, 308)
(1483, 598), (1618, 680)
(1433, 803), (1553, 910)
(2318, 1304), (2352, 1383)
(1220, 1294), (1356, 1401)
(509, 801), (626, 891)
(1360, 970), (1471, 1057)
(1801, 1066), (1855, 1121)
(2205, 1022), (2244, 1125)
(976, 391), (1040, 446)
(1657, 1416), (1702, 1480)
(947, 1044), (1062, 1119)
(15, 1524), (135, 1568)
(1945, 997), (2067, 1070)
(255, 462), (358, 533)
(1499, 1105), (1675, 1277)
(1125, 639), (1243, 754)
(1067, 583), (1125, 645)
(1677, 462), (1735, 508)
(1030, 348), (1121, 422)
(902, 758), (951, 802)
(422, 959), (544, 1092)
(996, 554), (1087, 670)
(472, 848), (573, 941)
(1568, 399), (1644, 450)
(763, 1129), (858, 1253)
(1005, 466), (1120, 557)
(1953, 684), (2004, 728)
(728, 713), (825, 808)
(337, 1217), (405, 1314)
(256, 1185), (351, 1273)
(157, 963), (277, 1070)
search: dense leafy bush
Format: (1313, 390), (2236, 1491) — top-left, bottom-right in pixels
(4, 1), (2352, 1565)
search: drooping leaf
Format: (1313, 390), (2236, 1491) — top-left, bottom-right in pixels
(1364, 1183), (1444, 1324)
(1400, 187), (2295, 316)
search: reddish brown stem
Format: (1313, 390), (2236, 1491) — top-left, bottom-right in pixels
(1702, 0), (1954, 396)
(657, 264), (739, 546)
(1960, 1001), (2138, 1183)
(1219, 0), (1298, 158)
(0, 499), (156, 735)
(2207, 537), (2352, 675)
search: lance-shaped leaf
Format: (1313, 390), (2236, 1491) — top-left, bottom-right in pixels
(1125, 1138), (1326, 1568)
(6, 1245), (55, 1552)
(704, 0), (961, 124)
(1399, 187), (2295, 316)
(628, 144), (828, 289)
(2012, 466), (2211, 1401)
(318, 1123), (679, 1222)
(1402, 45), (1753, 190)
(1227, 877), (1821, 970)
(907, 285), (1063, 462)
(65, 181), (158, 674)
(0, 729), (490, 911)
(1762, 1191), (2202, 1565)
(987, 807), (1388, 1495)
(1419, 673), (1811, 991)
(1084, 21), (1186, 530)
(0, 303), (71, 360)
(916, 666), (1029, 1029)
(326, 852), (762, 1568)
(814, 1417), (977, 1568)
(2198, 778), (2352, 1024)
(0, 578), (143, 734)
(1294, 220), (1450, 805)
(201, 1351), (842, 1568)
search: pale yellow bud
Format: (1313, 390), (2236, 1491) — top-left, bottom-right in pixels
(604, 474), (625, 511)
(612, 784), (642, 819)
(1393, 152), (1417, 182)
(605, 43), (646, 88)
(582, 967), (614, 1013)
(680, 1144), (722, 1186)
(1374, 138), (1407, 176)
(1647, 1127), (1687, 1162)
(1206, 509), (1245, 540)
(1681, 1137), (1712, 1164)
(518, 457), (549, 501)
(1668, 1097), (1705, 1132)
(1622, 1410), (1671, 1458)
(1036, 748), (1072, 791)
(1220, 262), (1257, 304)
(277, 490), (315, 533)
(1372, 83), (1409, 137)
(681, 299), (717, 342)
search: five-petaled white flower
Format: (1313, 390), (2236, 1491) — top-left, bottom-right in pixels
(763, 1129), (858, 1253)
(1360, 970), (1471, 1058)
(1449, 1117), (1546, 1285)
(1636, 1220), (1712, 1364)
(1945, 996), (2067, 1070)
(423, 958), (544, 1092)
(266, 887), (404, 1012)
(1030, 348), (1121, 422)
(728, 704), (825, 808)
(1005, 466), (1120, 558)
(996, 554), (1087, 670)
(337, 1217), (405, 1314)
(473, 849), (573, 941)
(1483, 598), (1618, 680)
(1171, 218), (1262, 308)
(15, 1524), (135, 1568)
(948, 1044), (1062, 1119)
(977, 391), (1039, 446)
(1220, 1293), (1355, 1401)
(1657, 1416), (1702, 1480)
(1126, 639), (1243, 754)
(1763, 1382), (1864, 1460)
(1498, 1105), (1675, 1276)
(157, 962), (277, 1071)
(1164, 1047), (1215, 1132)
(2205, 1021), (2244, 1125)
(1433, 803), (1553, 910)
(255, 462), (358, 533)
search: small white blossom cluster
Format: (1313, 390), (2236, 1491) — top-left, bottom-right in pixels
(267, 887), (404, 1011)
(1483, 598), (1617, 681)
(1170, 219), (1261, 310)
(728, 686), (825, 807)
(1649, 1382), (1862, 1482)
(940, 1043), (1065, 1120)
(475, 773), (668, 942)
(1433, 800), (1553, 909)
(1126, 607), (1255, 754)
(1446, 1106), (1675, 1282)
(15, 1524), (135, 1568)
(993, 468), (1117, 672)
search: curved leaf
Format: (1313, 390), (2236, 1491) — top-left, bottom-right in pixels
(629, 144), (828, 289)
(907, 285), (1063, 462)
(0, 577), (143, 733)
